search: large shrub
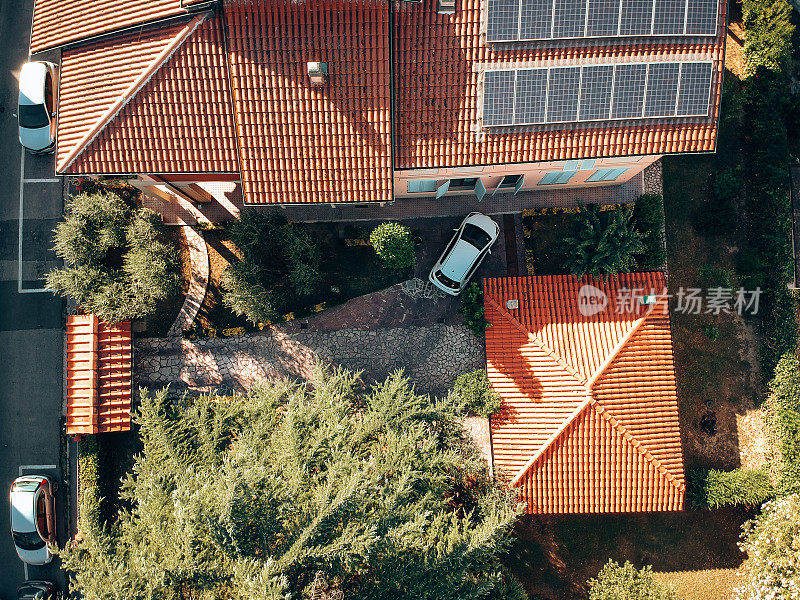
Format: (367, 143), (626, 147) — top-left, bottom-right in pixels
(46, 191), (180, 323)
(742, 0), (795, 75)
(561, 203), (645, 279)
(220, 210), (321, 324)
(734, 494), (800, 600)
(632, 194), (666, 270)
(459, 282), (490, 336)
(588, 560), (677, 600)
(764, 354), (800, 494)
(369, 222), (415, 269)
(59, 367), (523, 600)
(453, 369), (501, 418)
(687, 468), (773, 509)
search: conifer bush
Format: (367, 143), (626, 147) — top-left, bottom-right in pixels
(764, 354), (800, 494)
(59, 367), (524, 600)
(688, 468), (773, 508)
(369, 222), (415, 269)
(459, 282), (491, 336)
(46, 191), (180, 323)
(588, 560), (677, 600)
(453, 369), (502, 418)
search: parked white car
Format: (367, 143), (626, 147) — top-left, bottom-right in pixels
(429, 212), (499, 295)
(10, 475), (57, 565)
(18, 61), (58, 153)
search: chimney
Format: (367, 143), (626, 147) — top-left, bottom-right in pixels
(437, 0), (456, 13)
(307, 61), (328, 86)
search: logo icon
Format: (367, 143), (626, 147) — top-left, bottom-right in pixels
(578, 284), (608, 317)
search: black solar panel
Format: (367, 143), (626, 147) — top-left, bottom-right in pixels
(587, 0), (622, 36)
(483, 70), (516, 126)
(486, 0), (520, 41)
(677, 62), (713, 115)
(619, 0), (653, 35)
(553, 0), (588, 38)
(611, 64), (647, 118)
(520, 0), (555, 39)
(515, 70), (548, 123)
(644, 63), (680, 116)
(685, 0), (717, 34)
(653, 0), (685, 34)
(547, 68), (581, 122)
(579, 65), (614, 119)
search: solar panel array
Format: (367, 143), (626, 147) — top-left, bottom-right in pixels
(483, 61), (713, 126)
(487, 0), (718, 41)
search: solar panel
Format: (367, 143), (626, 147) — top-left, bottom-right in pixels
(553, 0), (588, 38)
(677, 62), (713, 115)
(587, 0), (622, 36)
(486, 0), (520, 41)
(515, 69), (548, 123)
(653, 0), (685, 34)
(483, 70), (516, 126)
(619, 0), (653, 35)
(644, 63), (680, 116)
(520, 0), (555, 39)
(685, 0), (717, 34)
(611, 64), (647, 118)
(547, 68), (581, 122)
(482, 61), (714, 127)
(579, 65), (614, 119)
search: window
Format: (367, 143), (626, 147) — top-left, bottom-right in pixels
(449, 178), (478, 189)
(498, 174), (523, 188)
(587, 167), (629, 182)
(407, 179), (438, 193)
(539, 171), (577, 185)
(436, 178), (487, 200)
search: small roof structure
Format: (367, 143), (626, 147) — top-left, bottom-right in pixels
(66, 314), (132, 436)
(484, 272), (685, 514)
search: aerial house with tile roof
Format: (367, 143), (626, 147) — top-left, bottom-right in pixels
(483, 272), (686, 514)
(31, 0), (725, 211)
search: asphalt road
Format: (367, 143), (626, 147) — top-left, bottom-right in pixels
(0, 0), (66, 595)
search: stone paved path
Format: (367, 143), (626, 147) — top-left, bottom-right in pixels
(136, 323), (484, 397)
(167, 226), (209, 337)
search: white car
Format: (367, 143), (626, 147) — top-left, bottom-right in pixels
(18, 61), (58, 153)
(10, 475), (57, 565)
(429, 212), (499, 295)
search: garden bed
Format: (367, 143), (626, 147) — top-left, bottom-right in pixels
(138, 226), (191, 337)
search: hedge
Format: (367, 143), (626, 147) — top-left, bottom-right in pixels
(77, 435), (103, 531)
(687, 468), (774, 509)
(764, 354), (800, 495)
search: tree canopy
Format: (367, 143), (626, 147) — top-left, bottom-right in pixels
(60, 368), (525, 600)
(46, 191), (180, 323)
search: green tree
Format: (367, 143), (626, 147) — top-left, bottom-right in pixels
(369, 222), (415, 269)
(735, 494), (800, 600)
(59, 368), (524, 600)
(588, 560), (676, 600)
(46, 191), (180, 323)
(453, 369), (502, 418)
(561, 204), (645, 280)
(742, 0), (794, 75)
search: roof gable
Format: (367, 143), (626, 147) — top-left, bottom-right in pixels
(484, 273), (685, 514)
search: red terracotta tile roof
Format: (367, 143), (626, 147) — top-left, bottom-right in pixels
(224, 0), (393, 204)
(57, 15), (238, 175)
(66, 315), (132, 436)
(484, 273), (685, 514)
(393, 0), (726, 168)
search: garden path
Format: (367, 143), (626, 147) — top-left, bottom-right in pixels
(167, 226), (209, 337)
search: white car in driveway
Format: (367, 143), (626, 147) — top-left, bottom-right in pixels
(10, 475), (57, 565)
(429, 212), (500, 295)
(18, 61), (58, 153)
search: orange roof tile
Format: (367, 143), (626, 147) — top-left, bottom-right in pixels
(224, 0), (393, 204)
(30, 0), (192, 54)
(66, 315), (132, 436)
(393, 0), (726, 168)
(484, 273), (685, 514)
(57, 15), (238, 175)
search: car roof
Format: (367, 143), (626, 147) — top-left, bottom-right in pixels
(10, 478), (41, 533)
(440, 239), (481, 280)
(463, 213), (498, 235)
(19, 62), (48, 106)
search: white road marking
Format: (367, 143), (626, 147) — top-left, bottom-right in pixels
(18, 464), (58, 476)
(18, 151), (57, 294)
(23, 562), (27, 581)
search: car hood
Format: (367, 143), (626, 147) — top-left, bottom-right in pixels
(440, 240), (481, 280)
(19, 126), (52, 152)
(19, 62), (46, 105)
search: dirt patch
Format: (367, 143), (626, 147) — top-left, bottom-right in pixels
(726, 26), (746, 79)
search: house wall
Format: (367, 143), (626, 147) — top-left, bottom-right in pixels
(393, 155), (660, 200)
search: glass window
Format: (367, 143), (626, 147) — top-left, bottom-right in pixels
(539, 171), (577, 185)
(587, 167), (629, 182)
(18, 104), (49, 129)
(407, 179), (438, 193)
(449, 178), (478, 189)
(498, 174), (523, 188)
(461, 223), (493, 249)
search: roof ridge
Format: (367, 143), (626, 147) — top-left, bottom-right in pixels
(590, 400), (686, 493)
(509, 397), (593, 488)
(56, 14), (206, 173)
(484, 293), (586, 385)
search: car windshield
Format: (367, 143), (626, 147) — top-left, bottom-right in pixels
(461, 223), (492, 250)
(18, 104), (48, 129)
(12, 529), (44, 551)
(435, 269), (460, 290)
(17, 585), (45, 599)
